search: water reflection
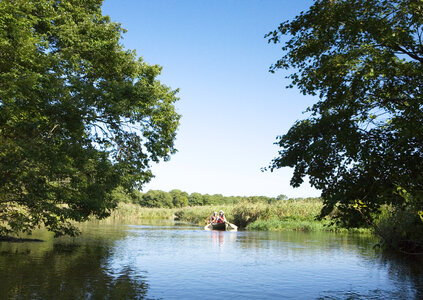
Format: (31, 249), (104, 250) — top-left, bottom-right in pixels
(0, 226), (149, 300)
(211, 230), (224, 248)
(318, 251), (423, 299)
(0, 222), (422, 299)
(210, 230), (237, 248)
(378, 252), (423, 299)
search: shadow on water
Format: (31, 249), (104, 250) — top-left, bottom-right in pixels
(317, 251), (423, 299)
(313, 239), (423, 299)
(0, 236), (44, 243)
(376, 251), (423, 299)
(0, 226), (149, 300)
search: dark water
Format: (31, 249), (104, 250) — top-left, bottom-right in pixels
(0, 221), (422, 299)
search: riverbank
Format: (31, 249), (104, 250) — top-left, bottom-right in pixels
(106, 201), (369, 234)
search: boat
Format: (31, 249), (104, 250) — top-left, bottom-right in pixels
(211, 222), (227, 231)
(203, 222), (237, 231)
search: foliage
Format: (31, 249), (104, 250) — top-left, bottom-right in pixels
(125, 189), (315, 208)
(169, 189), (189, 207)
(100, 198), (367, 233)
(172, 199), (367, 233)
(138, 190), (173, 208)
(374, 205), (423, 253)
(110, 186), (134, 204)
(267, 0), (423, 245)
(106, 203), (175, 221)
(174, 205), (235, 225)
(232, 202), (274, 228)
(188, 192), (203, 206)
(0, 0), (180, 236)
(246, 218), (325, 232)
(232, 199), (323, 229)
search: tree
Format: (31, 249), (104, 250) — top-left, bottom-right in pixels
(202, 194), (213, 205)
(0, 0), (180, 236)
(110, 186), (133, 204)
(188, 193), (203, 206)
(276, 194), (288, 201)
(140, 190), (173, 208)
(267, 0), (423, 234)
(169, 189), (189, 208)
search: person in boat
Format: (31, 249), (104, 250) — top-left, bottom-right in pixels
(216, 210), (226, 223)
(210, 212), (218, 223)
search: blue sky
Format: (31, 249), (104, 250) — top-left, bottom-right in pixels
(102, 0), (320, 198)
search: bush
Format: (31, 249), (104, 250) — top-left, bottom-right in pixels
(232, 199), (323, 228)
(232, 202), (273, 228)
(139, 190), (174, 208)
(374, 206), (423, 253)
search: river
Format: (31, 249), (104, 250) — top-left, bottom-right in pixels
(0, 221), (422, 299)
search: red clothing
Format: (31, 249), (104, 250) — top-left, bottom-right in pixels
(216, 215), (226, 223)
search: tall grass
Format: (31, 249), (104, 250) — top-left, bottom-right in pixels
(231, 199), (322, 227)
(232, 200), (368, 233)
(173, 205), (235, 224)
(105, 203), (175, 221)
(103, 200), (369, 233)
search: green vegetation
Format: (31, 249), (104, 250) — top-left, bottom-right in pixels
(267, 0), (423, 252)
(374, 205), (423, 254)
(106, 196), (369, 234)
(174, 205), (235, 225)
(232, 200), (367, 233)
(0, 0), (179, 237)
(111, 188), (302, 208)
(107, 203), (175, 221)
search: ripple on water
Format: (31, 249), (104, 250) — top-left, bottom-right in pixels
(0, 223), (422, 299)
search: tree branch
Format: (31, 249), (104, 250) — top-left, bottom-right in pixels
(392, 45), (423, 64)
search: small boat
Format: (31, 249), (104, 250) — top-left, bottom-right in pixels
(204, 222), (237, 231)
(211, 222), (227, 231)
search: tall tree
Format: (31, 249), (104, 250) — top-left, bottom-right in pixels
(170, 189), (189, 207)
(140, 190), (173, 208)
(267, 0), (423, 231)
(0, 0), (180, 236)
(188, 193), (203, 206)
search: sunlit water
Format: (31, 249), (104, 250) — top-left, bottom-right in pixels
(1, 221), (422, 299)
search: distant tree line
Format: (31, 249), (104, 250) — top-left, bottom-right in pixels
(111, 187), (319, 208)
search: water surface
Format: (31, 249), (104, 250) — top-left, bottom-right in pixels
(0, 221), (422, 299)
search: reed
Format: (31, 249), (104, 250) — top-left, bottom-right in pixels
(231, 199), (322, 226)
(246, 218), (325, 232)
(174, 205), (235, 225)
(231, 199), (368, 233)
(102, 200), (368, 233)
(106, 203), (175, 220)
(245, 218), (369, 233)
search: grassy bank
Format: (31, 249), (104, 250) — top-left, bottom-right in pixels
(108, 200), (369, 234)
(106, 203), (175, 221)
(231, 200), (368, 233)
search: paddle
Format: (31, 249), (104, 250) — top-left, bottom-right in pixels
(204, 223), (212, 230)
(225, 221), (238, 231)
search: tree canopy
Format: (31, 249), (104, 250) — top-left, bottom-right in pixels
(267, 0), (423, 229)
(111, 188), (292, 208)
(0, 0), (180, 236)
